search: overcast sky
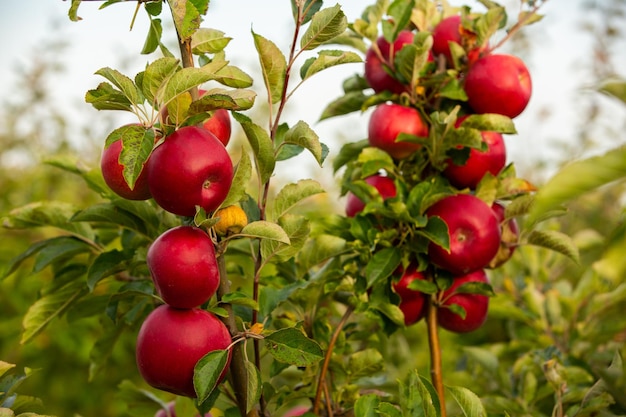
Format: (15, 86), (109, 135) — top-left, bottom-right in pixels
(0, 1), (623, 186)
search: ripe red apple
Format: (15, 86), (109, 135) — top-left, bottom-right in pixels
(368, 103), (429, 160)
(392, 265), (428, 325)
(100, 138), (152, 201)
(431, 15), (485, 66)
(147, 226), (220, 309)
(464, 54), (532, 118)
(154, 401), (213, 417)
(364, 30), (415, 94)
(426, 194), (501, 275)
(443, 116), (506, 189)
(136, 305), (231, 398)
(437, 269), (490, 333)
(345, 174), (397, 217)
(147, 125), (233, 217)
(202, 108), (231, 147)
(488, 202), (520, 268)
(283, 405), (310, 417)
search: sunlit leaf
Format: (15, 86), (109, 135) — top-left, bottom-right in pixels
(447, 385), (487, 417)
(525, 229), (580, 264)
(194, 349), (229, 404)
(239, 221), (290, 244)
(264, 328), (323, 366)
(300, 4), (347, 51)
(269, 179), (325, 221)
(191, 28), (232, 54)
(252, 31), (286, 105)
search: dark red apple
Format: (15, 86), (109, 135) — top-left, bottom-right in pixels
(437, 269), (490, 333)
(147, 126), (233, 217)
(364, 30), (415, 94)
(488, 202), (520, 268)
(345, 174), (397, 217)
(392, 265), (428, 325)
(443, 116), (506, 189)
(426, 194), (501, 275)
(464, 54), (532, 118)
(147, 226), (219, 309)
(368, 103), (429, 160)
(100, 138), (152, 201)
(136, 305), (231, 398)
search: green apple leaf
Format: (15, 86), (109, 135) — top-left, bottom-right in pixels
(245, 360), (262, 414)
(188, 88), (256, 113)
(333, 139), (369, 173)
(460, 113), (517, 134)
(142, 57), (180, 105)
(319, 91), (369, 121)
(278, 121), (326, 166)
(3, 202), (94, 240)
(252, 31), (286, 105)
(71, 203), (146, 233)
(239, 221), (290, 244)
(95, 67), (143, 105)
(598, 77), (626, 104)
(347, 348), (384, 379)
(233, 112), (275, 185)
(160, 60), (229, 107)
(399, 370), (440, 417)
(296, 234), (348, 274)
(352, 0), (387, 40)
(213, 65), (254, 88)
(525, 229), (580, 264)
(86, 250), (133, 292)
(261, 214), (310, 262)
(220, 150), (253, 209)
(382, 0), (414, 42)
(300, 50), (362, 81)
(418, 216), (450, 251)
(269, 179), (325, 221)
(291, 0), (323, 25)
(105, 125), (155, 190)
(141, 16), (163, 55)
(191, 28), (232, 54)
(354, 394), (381, 417)
(300, 4), (347, 51)
(85, 82), (134, 112)
(365, 247), (402, 288)
(167, 0), (208, 41)
(68, 0), (82, 21)
(447, 385), (488, 417)
(264, 328), (323, 366)
(194, 349), (229, 405)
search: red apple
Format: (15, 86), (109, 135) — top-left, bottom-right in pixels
(432, 15), (485, 66)
(154, 401), (213, 417)
(202, 108), (231, 147)
(392, 265), (428, 325)
(136, 305), (231, 398)
(147, 126), (233, 217)
(368, 103), (429, 160)
(426, 194), (501, 275)
(437, 269), (490, 333)
(364, 30), (415, 94)
(147, 226), (220, 309)
(443, 116), (506, 189)
(464, 54), (532, 118)
(283, 405), (310, 417)
(100, 137), (152, 201)
(488, 202), (520, 268)
(345, 174), (397, 217)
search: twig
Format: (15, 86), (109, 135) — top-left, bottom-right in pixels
(426, 294), (447, 417)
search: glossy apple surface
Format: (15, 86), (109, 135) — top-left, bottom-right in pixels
(392, 265), (428, 325)
(443, 116), (506, 189)
(345, 174), (397, 217)
(147, 226), (220, 308)
(432, 15), (462, 64)
(201, 108), (232, 147)
(438, 269), (490, 333)
(136, 305), (231, 398)
(464, 54), (532, 118)
(147, 126), (233, 217)
(100, 138), (152, 201)
(368, 103), (428, 160)
(426, 194), (501, 275)
(364, 30), (414, 94)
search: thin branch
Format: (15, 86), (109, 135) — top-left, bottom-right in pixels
(426, 294), (447, 417)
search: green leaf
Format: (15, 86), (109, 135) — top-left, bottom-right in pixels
(160, 60), (228, 108)
(95, 67), (143, 105)
(279, 121), (326, 166)
(525, 229), (580, 264)
(194, 349), (229, 405)
(2, 237), (65, 280)
(269, 179), (325, 221)
(141, 16), (163, 55)
(104, 125), (155, 190)
(220, 292), (259, 311)
(21, 280), (87, 344)
(459, 113), (517, 134)
(598, 77), (626, 104)
(191, 28), (232, 54)
(300, 4), (347, 51)
(188, 88), (257, 113)
(220, 150), (253, 208)
(319, 91), (369, 121)
(3, 201), (94, 240)
(354, 394), (380, 417)
(252, 31), (286, 105)
(301, 49), (362, 80)
(297, 234), (348, 273)
(32, 237), (91, 273)
(85, 82), (134, 111)
(527, 145), (626, 225)
(400, 370), (440, 417)
(347, 348), (384, 378)
(447, 385), (487, 417)
(232, 112), (276, 184)
(261, 214), (310, 262)
(239, 221), (290, 244)
(213, 65), (254, 88)
(167, 0), (209, 40)
(333, 139), (369, 173)
(245, 361), (262, 414)
(68, 0), (82, 21)
(88, 319), (125, 380)
(291, 0), (323, 25)
(365, 247), (402, 288)
(264, 328), (323, 366)
(87, 250), (130, 292)
(142, 57), (180, 105)
(418, 216), (450, 251)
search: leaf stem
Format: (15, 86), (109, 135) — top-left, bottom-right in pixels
(426, 293), (447, 417)
(313, 305), (354, 415)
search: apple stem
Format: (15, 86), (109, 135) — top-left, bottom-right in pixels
(426, 293), (447, 417)
(216, 251), (250, 417)
(313, 305), (354, 415)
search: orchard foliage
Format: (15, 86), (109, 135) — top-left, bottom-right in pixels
(1, 0), (626, 417)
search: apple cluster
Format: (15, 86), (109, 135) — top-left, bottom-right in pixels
(99, 101), (236, 397)
(344, 13), (529, 333)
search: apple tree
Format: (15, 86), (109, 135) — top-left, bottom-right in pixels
(2, 0), (626, 417)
